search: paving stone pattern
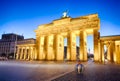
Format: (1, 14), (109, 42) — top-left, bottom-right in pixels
(52, 63), (120, 81)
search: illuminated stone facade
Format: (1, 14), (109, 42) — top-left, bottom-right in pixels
(35, 14), (100, 61)
(16, 38), (37, 60)
(100, 35), (120, 63)
(16, 14), (120, 63)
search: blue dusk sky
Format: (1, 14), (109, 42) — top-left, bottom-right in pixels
(0, 0), (120, 52)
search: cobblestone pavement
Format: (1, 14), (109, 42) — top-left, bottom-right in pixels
(1, 61), (120, 81)
(0, 60), (75, 81)
(52, 62), (120, 81)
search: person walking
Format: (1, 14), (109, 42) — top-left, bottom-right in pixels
(75, 60), (84, 74)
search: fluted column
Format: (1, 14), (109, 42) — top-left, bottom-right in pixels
(113, 44), (116, 62)
(67, 33), (70, 60)
(114, 45), (117, 63)
(116, 45), (119, 63)
(54, 34), (59, 61)
(116, 45), (120, 63)
(54, 34), (64, 61)
(38, 36), (45, 60)
(16, 47), (20, 60)
(107, 41), (115, 62)
(20, 47), (24, 60)
(32, 47), (37, 60)
(94, 29), (99, 62)
(79, 31), (87, 61)
(100, 41), (104, 62)
(44, 36), (48, 60)
(34, 47), (37, 60)
(119, 45), (120, 63)
(26, 49), (29, 60)
(32, 47), (35, 60)
(23, 47), (27, 60)
(112, 41), (115, 62)
(48, 35), (53, 60)
(98, 40), (101, 62)
(27, 47), (30, 60)
(27, 47), (31, 60)
(54, 35), (58, 61)
(28, 47), (31, 60)
(44, 35), (55, 61)
(110, 42), (115, 62)
(36, 36), (39, 60)
(107, 43), (110, 61)
(30, 47), (33, 60)
(67, 32), (76, 61)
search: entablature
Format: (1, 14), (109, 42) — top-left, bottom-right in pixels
(100, 35), (120, 41)
(35, 14), (100, 36)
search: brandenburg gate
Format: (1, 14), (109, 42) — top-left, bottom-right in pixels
(35, 13), (100, 61)
(16, 13), (120, 63)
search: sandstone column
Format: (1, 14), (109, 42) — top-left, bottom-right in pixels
(27, 47), (30, 60)
(100, 41), (104, 62)
(94, 29), (99, 62)
(98, 32), (101, 62)
(30, 47), (33, 60)
(116, 45), (118, 63)
(117, 45), (120, 63)
(67, 34), (70, 60)
(28, 47), (31, 60)
(44, 36), (48, 60)
(54, 34), (64, 61)
(98, 40), (101, 62)
(112, 41), (115, 62)
(80, 31), (87, 61)
(32, 47), (35, 60)
(36, 36), (39, 60)
(20, 47), (24, 60)
(53, 35), (58, 61)
(113, 44), (116, 62)
(107, 41), (115, 62)
(44, 35), (54, 61)
(67, 32), (76, 61)
(110, 41), (115, 62)
(31, 47), (34, 60)
(26, 49), (29, 60)
(114, 45), (117, 63)
(107, 43), (110, 61)
(16, 47), (20, 60)
(38, 36), (45, 60)
(112, 41), (116, 62)
(23, 47), (27, 60)
(119, 45), (120, 63)
(29, 47), (31, 60)
(33, 47), (37, 60)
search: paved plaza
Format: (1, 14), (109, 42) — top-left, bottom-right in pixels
(0, 61), (75, 81)
(0, 61), (120, 81)
(52, 61), (120, 81)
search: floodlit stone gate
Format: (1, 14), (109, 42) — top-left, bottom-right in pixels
(16, 13), (120, 63)
(16, 38), (37, 60)
(35, 14), (100, 61)
(16, 44), (37, 60)
(100, 35), (120, 63)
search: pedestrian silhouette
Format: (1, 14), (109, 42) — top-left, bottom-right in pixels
(75, 60), (84, 74)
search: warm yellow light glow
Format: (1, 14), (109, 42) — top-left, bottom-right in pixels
(16, 14), (120, 64)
